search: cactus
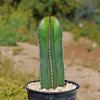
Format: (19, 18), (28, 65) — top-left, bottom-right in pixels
(38, 16), (64, 89)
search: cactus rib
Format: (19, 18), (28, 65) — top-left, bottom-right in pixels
(38, 17), (52, 89)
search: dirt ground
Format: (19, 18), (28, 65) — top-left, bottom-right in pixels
(0, 32), (100, 100)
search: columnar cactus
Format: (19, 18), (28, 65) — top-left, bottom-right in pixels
(38, 16), (64, 89)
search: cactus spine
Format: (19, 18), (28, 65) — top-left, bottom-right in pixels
(38, 16), (64, 89)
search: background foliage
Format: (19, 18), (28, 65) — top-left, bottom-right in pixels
(0, 0), (100, 46)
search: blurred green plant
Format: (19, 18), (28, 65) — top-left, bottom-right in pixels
(19, 0), (82, 21)
(80, 22), (100, 43)
(0, 0), (37, 46)
(63, 21), (100, 44)
(0, 0), (100, 46)
(62, 21), (77, 31)
(71, 28), (80, 42)
(75, 0), (97, 21)
(92, 0), (100, 8)
(90, 13), (100, 25)
(0, 77), (27, 100)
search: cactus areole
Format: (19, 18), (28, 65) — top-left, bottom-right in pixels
(38, 16), (64, 89)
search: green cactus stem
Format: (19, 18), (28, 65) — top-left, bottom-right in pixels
(38, 16), (64, 89)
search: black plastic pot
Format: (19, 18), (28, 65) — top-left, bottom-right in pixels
(25, 80), (79, 100)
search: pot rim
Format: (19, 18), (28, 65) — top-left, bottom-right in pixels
(25, 80), (80, 94)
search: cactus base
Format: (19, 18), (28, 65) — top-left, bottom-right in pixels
(25, 80), (79, 100)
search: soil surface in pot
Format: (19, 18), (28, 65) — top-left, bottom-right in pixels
(27, 82), (76, 92)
